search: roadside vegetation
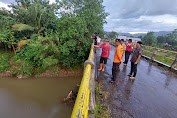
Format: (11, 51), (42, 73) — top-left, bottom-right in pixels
(94, 82), (110, 118)
(141, 30), (177, 51)
(0, 0), (108, 77)
(142, 47), (177, 69)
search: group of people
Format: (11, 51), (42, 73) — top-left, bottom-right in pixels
(92, 34), (142, 83)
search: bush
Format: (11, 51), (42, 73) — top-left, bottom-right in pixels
(0, 50), (13, 72)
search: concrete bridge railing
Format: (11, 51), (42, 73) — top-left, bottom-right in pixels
(71, 45), (95, 118)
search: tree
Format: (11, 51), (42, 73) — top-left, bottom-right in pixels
(157, 35), (166, 44)
(0, 0), (108, 75)
(142, 32), (157, 46)
(108, 31), (119, 39)
(56, 0), (108, 38)
(10, 0), (57, 30)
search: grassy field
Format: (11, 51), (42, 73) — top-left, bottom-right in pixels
(110, 42), (177, 68)
(142, 46), (177, 68)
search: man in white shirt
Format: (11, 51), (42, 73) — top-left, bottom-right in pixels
(97, 36), (101, 45)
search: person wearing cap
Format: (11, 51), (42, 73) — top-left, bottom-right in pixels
(128, 41), (143, 79)
(92, 39), (111, 72)
(110, 39), (123, 82)
(92, 33), (97, 45)
(124, 39), (134, 66)
(119, 39), (126, 70)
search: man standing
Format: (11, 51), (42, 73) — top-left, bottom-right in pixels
(119, 39), (126, 70)
(97, 36), (101, 45)
(128, 41), (143, 80)
(111, 39), (123, 82)
(93, 39), (111, 72)
(124, 39), (134, 66)
(92, 34), (97, 45)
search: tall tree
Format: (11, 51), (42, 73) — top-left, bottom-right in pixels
(56, 0), (108, 38)
(142, 32), (157, 46)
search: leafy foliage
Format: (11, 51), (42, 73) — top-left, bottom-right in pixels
(105, 31), (119, 40)
(143, 30), (177, 51)
(0, 0), (108, 76)
(12, 24), (34, 31)
(142, 32), (157, 46)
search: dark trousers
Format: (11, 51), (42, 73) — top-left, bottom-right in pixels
(124, 51), (131, 64)
(130, 62), (137, 77)
(112, 62), (120, 81)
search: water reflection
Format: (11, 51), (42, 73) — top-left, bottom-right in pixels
(147, 63), (153, 75)
(0, 77), (81, 118)
(124, 79), (135, 100)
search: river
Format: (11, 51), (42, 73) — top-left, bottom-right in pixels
(0, 76), (81, 118)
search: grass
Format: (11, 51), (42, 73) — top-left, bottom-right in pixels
(94, 82), (110, 118)
(0, 50), (14, 73)
(142, 47), (177, 68)
(110, 43), (177, 68)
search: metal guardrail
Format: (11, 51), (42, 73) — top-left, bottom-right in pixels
(71, 47), (95, 118)
(142, 45), (177, 69)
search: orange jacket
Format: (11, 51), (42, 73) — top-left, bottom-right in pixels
(113, 45), (123, 63)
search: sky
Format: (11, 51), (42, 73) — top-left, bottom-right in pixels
(1, 0), (177, 33)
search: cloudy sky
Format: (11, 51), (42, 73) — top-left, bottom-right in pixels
(1, 0), (177, 33)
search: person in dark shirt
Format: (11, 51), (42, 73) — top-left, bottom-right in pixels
(128, 41), (143, 80)
(92, 34), (97, 45)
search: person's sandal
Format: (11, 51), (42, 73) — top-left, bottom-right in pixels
(127, 74), (132, 77)
(130, 77), (135, 80)
(98, 68), (102, 71)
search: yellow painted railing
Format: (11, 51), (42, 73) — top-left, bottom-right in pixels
(71, 47), (94, 118)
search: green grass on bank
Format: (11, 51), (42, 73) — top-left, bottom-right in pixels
(94, 82), (110, 118)
(110, 43), (177, 68)
(0, 50), (14, 73)
(142, 47), (177, 68)
(0, 50), (82, 77)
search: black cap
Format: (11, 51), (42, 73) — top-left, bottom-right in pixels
(137, 41), (142, 45)
(121, 39), (124, 42)
(129, 39), (132, 42)
(115, 39), (121, 42)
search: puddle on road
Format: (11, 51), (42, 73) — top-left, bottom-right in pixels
(0, 77), (81, 118)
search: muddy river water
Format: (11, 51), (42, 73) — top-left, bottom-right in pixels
(0, 77), (81, 118)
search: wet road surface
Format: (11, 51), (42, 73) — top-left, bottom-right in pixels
(96, 45), (177, 118)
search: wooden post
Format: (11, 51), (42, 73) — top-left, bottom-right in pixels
(151, 49), (157, 60)
(171, 55), (177, 69)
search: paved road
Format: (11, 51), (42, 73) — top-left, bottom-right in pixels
(96, 45), (177, 118)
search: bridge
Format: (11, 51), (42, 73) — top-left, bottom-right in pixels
(71, 43), (177, 118)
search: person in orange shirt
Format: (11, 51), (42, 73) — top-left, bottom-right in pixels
(110, 39), (123, 83)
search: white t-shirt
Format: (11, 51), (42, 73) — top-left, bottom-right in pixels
(97, 37), (101, 43)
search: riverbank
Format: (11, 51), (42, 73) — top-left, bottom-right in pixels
(0, 66), (83, 79)
(0, 50), (83, 78)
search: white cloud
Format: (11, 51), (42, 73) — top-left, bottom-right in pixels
(137, 15), (177, 24)
(0, 1), (11, 10)
(103, 0), (177, 33)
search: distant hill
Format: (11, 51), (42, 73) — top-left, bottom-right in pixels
(153, 31), (171, 37)
(112, 31), (172, 37)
